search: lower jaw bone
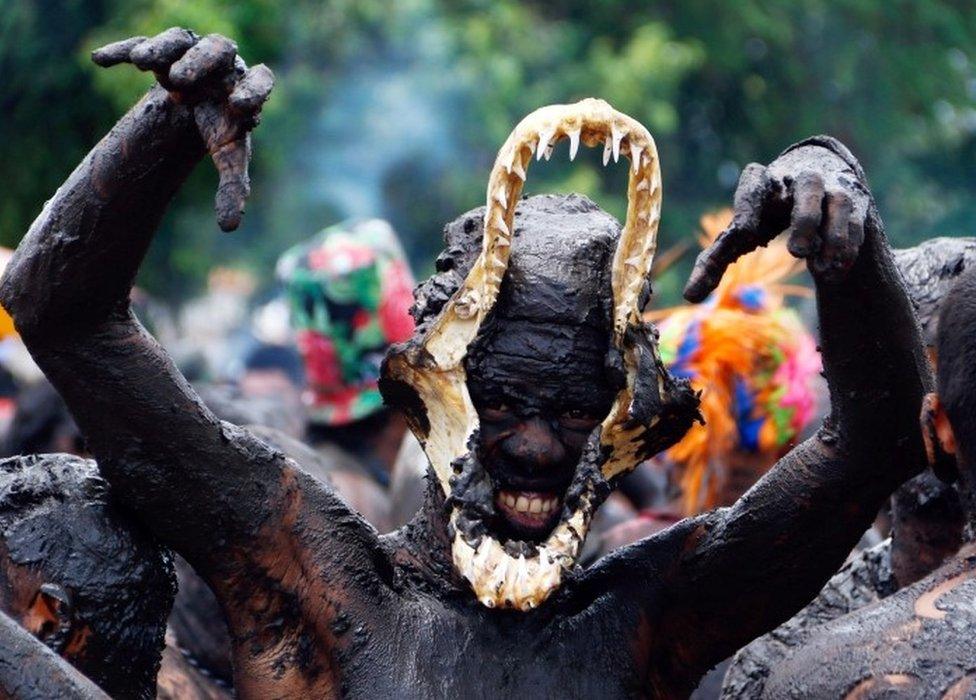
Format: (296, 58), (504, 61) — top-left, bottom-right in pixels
(451, 500), (591, 610)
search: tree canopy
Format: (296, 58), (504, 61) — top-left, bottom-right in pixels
(3, 0), (975, 302)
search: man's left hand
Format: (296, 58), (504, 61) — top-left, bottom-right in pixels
(684, 143), (871, 303)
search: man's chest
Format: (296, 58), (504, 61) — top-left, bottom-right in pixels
(336, 600), (648, 699)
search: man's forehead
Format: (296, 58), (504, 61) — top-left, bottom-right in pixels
(465, 318), (614, 411)
(474, 317), (606, 365)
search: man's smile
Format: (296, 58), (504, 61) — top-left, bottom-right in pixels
(495, 489), (562, 534)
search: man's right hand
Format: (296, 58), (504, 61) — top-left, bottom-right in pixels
(92, 28), (274, 231)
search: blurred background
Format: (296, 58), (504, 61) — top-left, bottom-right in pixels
(3, 0), (976, 304)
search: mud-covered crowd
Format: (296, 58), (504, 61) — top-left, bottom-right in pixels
(1, 27), (975, 700)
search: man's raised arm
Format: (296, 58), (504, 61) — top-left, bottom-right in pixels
(627, 137), (931, 685)
(0, 29), (288, 570)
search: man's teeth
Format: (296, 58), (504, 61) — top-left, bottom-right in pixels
(498, 491), (559, 516)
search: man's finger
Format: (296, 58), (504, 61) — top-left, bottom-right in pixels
(786, 170), (824, 258)
(169, 34), (238, 90)
(731, 163), (772, 233)
(91, 36), (147, 67)
(683, 164), (772, 302)
(684, 223), (762, 303)
(211, 136), (251, 232)
(229, 64), (275, 114)
(809, 190), (858, 281)
(822, 189), (856, 269)
(130, 27), (197, 72)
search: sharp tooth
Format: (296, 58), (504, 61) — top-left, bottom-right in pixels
(636, 179), (649, 192)
(612, 125), (624, 162)
(630, 145), (643, 174)
(488, 271), (504, 285)
(603, 136), (612, 166)
(472, 539), (490, 573)
(529, 498), (542, 514)
(516, 496), (529, 512)
(492, 253), (506, 268)
(504, 149), (517, 174)
(493, 184), (507, 207)
(490, 556), (510, 593)
(515, 555), (528, 592)
(512, 159), (526, 181)
(494, 236), (511, 248)
(536, 129), (554, 161)
(494, 214), (510, 236)
(567, 128), (581, 160)
(625, 254), (642, 269)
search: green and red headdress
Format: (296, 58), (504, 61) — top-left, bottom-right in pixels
(277, 219), (415, 425)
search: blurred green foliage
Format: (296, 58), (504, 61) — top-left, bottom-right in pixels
(2, 0), (975, 302)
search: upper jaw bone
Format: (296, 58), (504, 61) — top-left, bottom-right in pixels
(485, 99), (655, 241)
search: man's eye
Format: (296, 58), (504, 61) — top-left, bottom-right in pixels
(481, 403), (511, 421)
(558, 410), (601, 430)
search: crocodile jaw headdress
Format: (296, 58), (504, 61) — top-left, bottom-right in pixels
(383, 98), (698, 610)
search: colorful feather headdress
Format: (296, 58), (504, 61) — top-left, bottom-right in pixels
(650, 210), (821, 515)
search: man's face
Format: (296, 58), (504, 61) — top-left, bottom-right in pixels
(0, 542), (85, 661)
(467, 319), (615, 541)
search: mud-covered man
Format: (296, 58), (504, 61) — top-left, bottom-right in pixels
(0, 454), (173, 698)
(0, 28), (931, 697)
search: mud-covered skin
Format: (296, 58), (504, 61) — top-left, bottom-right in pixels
(723, 472), (964, 698)
(753, 548), (976, 699)
(166, 425), (395, 690)
(0, 27), (930, 696)
(463, 195), (619, 420)
(0, 608), (109, 700)
(893, 237), (976, 346)
(890, 472), (965, 587)
(0, 454), (174, 699)
(0, 33), (387, 697)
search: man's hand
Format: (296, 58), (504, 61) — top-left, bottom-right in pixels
(684, 144), (871, 302)
(92, 28), (274, 231)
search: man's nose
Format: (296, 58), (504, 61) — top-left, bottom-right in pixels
(502, 417), (566, 471)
